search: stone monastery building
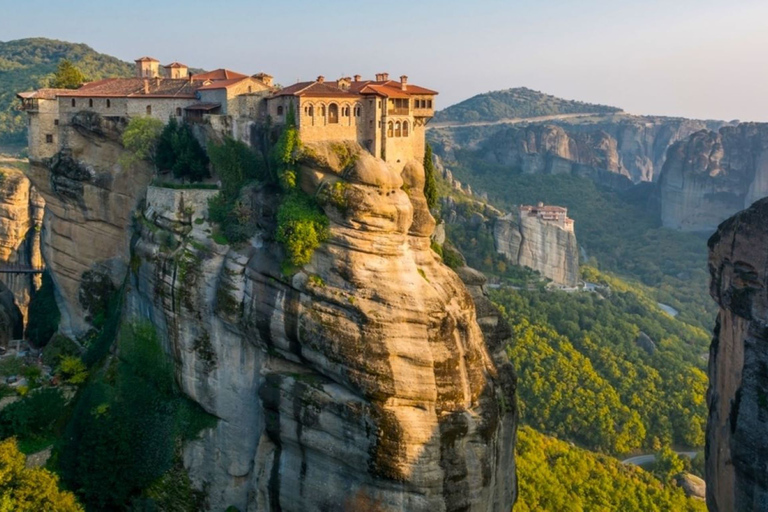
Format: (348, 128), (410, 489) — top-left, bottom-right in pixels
(519, 202), (574, 231)
(18, 57), (438, 168)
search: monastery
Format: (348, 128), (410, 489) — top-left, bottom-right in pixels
(18, 57), (437, 168)
(519, 202), (574, 231)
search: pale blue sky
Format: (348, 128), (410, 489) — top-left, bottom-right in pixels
(1, 0), (766, 121)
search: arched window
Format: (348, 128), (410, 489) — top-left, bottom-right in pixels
(328, 103), (339, 124)
(342, 105), (350, 117)
(354, 105), (361, 117)
(88, 99), (93, 108)
(248, 86), (252, 93)
(320, 105), (326, 117)
(308, 105), (314, 116)
(106, 99), (111, 108)
(176, 107), (182, 116)
(71, 99), (76, 107)
(402, 121), (409, 137)
(146, 105), (152, 116)
(394, 121), (401, 137)
(277, 105), (284, 116)
(387, 121), (393, 138)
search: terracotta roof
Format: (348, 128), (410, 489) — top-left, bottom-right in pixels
(135, 56), (160, 63)
(16, 88), (72, 100)
(273, 78), (437, 99)
(55, 78), (201, 98)
(253, 72), (273, 79)
(185, 103), (221, 111)
(164, 62), (188, 68)
(196, 77), (265, 91)
(191, 69), (247, 81)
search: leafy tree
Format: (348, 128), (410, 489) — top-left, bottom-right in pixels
(652, 446), (686, 483)
(25, 271), (60, 347)
(0, 389), (67, 442)
(0, 438), (82, 511)
(423, 143), (438, 210)
(49, 59), (85, 89)
(57, 356), (88, 385)
(271, 103), (299, 190)
(208, 137), (262, 196)
(120, 117), (164, 169)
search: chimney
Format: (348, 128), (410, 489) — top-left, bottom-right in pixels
(317, 75), (325, 83)
(375, 72), (389, 82)
(354, 74), (361, 82)
(155, 76), (161, 87)
(143, 79), (149, 94)
(400, 75), (408, 91)
(189, 73), (194, 83)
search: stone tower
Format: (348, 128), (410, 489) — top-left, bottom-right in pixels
(135, 57), (160, 78)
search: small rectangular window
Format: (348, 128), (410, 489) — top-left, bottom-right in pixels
(54, 119), (59, 126)
(45, 134), (53, 143)
(427, 100), (433, 109)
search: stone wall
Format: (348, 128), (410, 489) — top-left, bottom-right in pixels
(27, 99), (60, 161)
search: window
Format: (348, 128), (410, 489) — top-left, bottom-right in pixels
(106, 99), (111, 108)
(45, 134), (53, 143)
(328, 103), (339, 124)
(71, 99), (76, 107)
(146, 105), (152, 115)
(88, 99), (93, 108)
(54, 119), (59, 126)
(342, 106), (350, 117)
(394, 121), (401, 137)
(277, 105), (284, 116)
(427, 99), (433, 109)
(308, 105), (314, 116)
(248, 86), (252, 93)
(387, 121), (393, 138)
(402, 121), (409, 137)
(355, 105), (361, 117)
(176, 107), (182, 116)
(320, 105), (326, 116)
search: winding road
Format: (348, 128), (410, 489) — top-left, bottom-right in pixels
(622, 451), (699, 466)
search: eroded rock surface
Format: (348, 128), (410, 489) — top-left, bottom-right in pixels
(661, 123), (768, 232)
(706, 196), (768, 511)
(120, 142), (517, 511)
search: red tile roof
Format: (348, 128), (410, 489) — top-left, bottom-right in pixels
(273, 78), (437, 99)
(135, 56), (159, 63)
(164, 62), (188, 68)
(191, 69), (247, 81)
(196, 77), (256, 91)
(55, 78), (201, 98)
(16, 88), (73, 100)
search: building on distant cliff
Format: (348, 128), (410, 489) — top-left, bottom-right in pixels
(267, 73), (437, 165)
(519, 202), (574, 231)
(18, 58), (437, 167)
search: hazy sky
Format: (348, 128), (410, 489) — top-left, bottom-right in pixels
(2, 0), (766, 121)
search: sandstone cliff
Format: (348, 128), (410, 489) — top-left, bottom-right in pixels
(0, 163), (44, 322)
(660, 123), (768, 232)
(494, 212), (579, 287)
(706, 197), (768, 511)
(26, 113), (517, 511)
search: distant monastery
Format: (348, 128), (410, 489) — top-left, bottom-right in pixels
(519, 202), (574, 232)
(18, 57), (438, 168)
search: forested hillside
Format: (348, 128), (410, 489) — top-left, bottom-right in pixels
(433, 87), (622, 124)
(0, 38), (133, 144)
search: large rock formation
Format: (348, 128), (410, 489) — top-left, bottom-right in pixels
(0, 163), (44, 321)
(27, 113), (517, 511)
(26, 112), (154, 336)
(706, 196), (768, 511)
(494, 212), (579, 287)
(660, 123), (768, 232)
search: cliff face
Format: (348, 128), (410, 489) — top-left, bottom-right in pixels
(0, 164), (44, 322)
(660, 123), (768, 232)
(706, 197), (768, 511)
(26, 112), (154, 335)
(494, 213), (579, 286)
(28, 114), (517, 511)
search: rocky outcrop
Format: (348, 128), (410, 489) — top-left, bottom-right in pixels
(25, 112), (153, 336)
(706, 197), (768, 511)
(493, 212), (579, 286)
(660, 123), (768, 232)
(676, 473), (706, 501)
(37, 131), (519, 511)
(0, 164), (44, 321)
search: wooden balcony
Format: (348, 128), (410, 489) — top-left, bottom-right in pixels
(387, 107), (409, 116)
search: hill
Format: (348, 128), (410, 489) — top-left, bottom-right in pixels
(0, 38), (134, 144)
(433, 87), (622, 125)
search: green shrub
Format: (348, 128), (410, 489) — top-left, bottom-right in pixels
(276, 191), (329, 267)
(423, 143), (438, 210)
(156, 117), (210, 182)
(0, 388), (67, 442)
(25, 271), (60, 348)
(120, 117), (164, 169)
(58, 356), (88, 385)
(208, 137), (263, 197)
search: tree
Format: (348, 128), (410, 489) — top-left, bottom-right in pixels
(120, 117), (164, 169)
(423, 143), (438, 210)
(0, 438), (82, 511)
(49, 59), (85, 90)
(25, 272), (60, 347)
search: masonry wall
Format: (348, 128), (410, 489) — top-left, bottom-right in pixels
(27, 99), (61, 161)
(224, 79), (271, 115)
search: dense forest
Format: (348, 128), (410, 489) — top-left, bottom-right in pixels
(0, 38), (133, 144)
(433, 87), (622, 124)
(516, 426), (706, 511)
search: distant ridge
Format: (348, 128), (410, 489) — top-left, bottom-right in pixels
(0, 38), (134, 143)
(433, 87), (623, 125)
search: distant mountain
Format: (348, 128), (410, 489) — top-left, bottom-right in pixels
(433, 87), (622, 125)
(0, 38), (134, 144)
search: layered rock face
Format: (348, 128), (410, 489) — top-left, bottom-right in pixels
(706, 197), (768, 511)
(25, 112), (154, 335)
(0, 164), (44, 321)
(31, 123), (519, 511)
(660, 123), (768, 232)
(494, 212), (579, 286)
